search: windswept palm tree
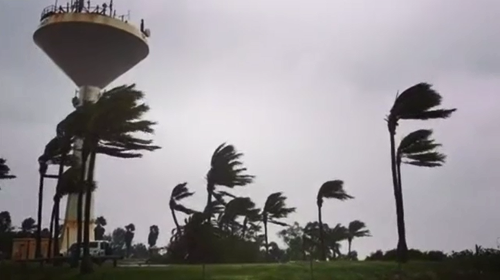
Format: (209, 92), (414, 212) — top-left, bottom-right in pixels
(205, 143), (255, 220)
(94, 216), (107, 240)
(316, 180), (353, 261)
(327, 224), (348, 259)
(57, 84), (160, 273)
(347, 220), (371, 258)
(170, 182), (195, 234)
(387, 83), (456, 263)
(218, 197), (258, 236)
(0, 158), (16, 189)
(262, 192), (295, 259)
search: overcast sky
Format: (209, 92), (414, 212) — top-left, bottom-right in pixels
(1, 0), (499, 257)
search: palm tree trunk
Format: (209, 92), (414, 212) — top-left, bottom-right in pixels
(53, 152), (66, 260)
(242, 217), (248, 238)
(396, 157), (408, 261)
(348, 239), (352, 259)
(389, 129), (408, 264)
(48, 203), (56, 259)
(317, 204), (326, 261)
(35, 173), (45, 258)
(53, 196), (61, 259)
(74, 144), (89, 267)
(81, 150), (96, 274)
(171, 207), (181, 234)
(205, 183), (214, 220)
(264, 217), (269, 261)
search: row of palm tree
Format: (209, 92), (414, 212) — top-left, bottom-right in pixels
(10, 81), (454, 270)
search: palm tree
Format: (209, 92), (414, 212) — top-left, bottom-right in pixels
(218, 197), (258, 236)
(387, 82), (456, 263)
(148, 225), (159, 248)
(327, 224), (347, 259)
(262, 192), (295, 259)
(170, 183), (195, 234)
(205, 143), (255, 220)
(316, 180), (352, 261)
(94, 216), (107, 240)
(346, 220), (371, 258)
(0, 158), (16, 189)
(57, 84), (160, 273)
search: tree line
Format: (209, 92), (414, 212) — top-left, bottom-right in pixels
(0, 82), (456, 273)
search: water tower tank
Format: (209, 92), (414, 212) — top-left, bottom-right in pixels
(33, 3), (149, 88)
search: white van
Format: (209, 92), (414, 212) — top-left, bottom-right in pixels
(66, 240), (112, 257)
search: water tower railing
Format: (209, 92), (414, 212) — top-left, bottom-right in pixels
(40, 4), (130, 23)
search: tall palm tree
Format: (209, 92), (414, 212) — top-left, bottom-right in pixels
(57, 84), (160, 273)
(387, 82), (456, 263)
(346, 220), (370, 258)
(0, 158), (16, 189)
(170, 182), (195, 234)
(316, 180), (353, 261)
(205, 143), (255, 220)
(262, 192), (295, 259)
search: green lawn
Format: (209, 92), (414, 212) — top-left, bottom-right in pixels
(0, 261), (496, 280)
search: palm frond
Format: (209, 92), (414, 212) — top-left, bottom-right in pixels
(348, 220), (371, 239)
(0, 158), (16, 180)
(398, 129), (446, 168)
(263, 192), (296, 220)
(207, 143), (255, 188)
(389, 82), (457, 122)
(317, 180), (353, 206)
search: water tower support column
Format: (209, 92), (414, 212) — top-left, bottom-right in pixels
(60, 85), (100, 253)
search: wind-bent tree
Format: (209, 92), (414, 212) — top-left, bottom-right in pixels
(218, 197), (258, 236)
(347, 220), (371, 258)
(94, 216), (107, 240)
(124, 223), (135, 258)
(387, 82), (456, 263)
(57, 84), (160, 273)
(0, 158), (16, 189)
(21, 217), (36, 233)
(205, 143), (255, 220)
(148, 225), (159, 248)
(262, 192), (295, 259)
(327, 224), (348, 259)
(170, 182), (195, 233)
(0, 211), (12, 233)
(316, 180), (352, 261)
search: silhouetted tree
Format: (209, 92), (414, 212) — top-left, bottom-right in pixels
(57, 84), (160, 273)
(0, 158), (16, 189)
(205, 143), (255, 220)
(124, 223), (135, 258)
(386, 82), (455, 263)
(94, 216), (107, 240)
(347, 220), (370, 258)
(262, 192), (295, 260)
(316, 180), (352, 260)
(21, 217), (36, 233)
(148, 225), (159, 248)
(0, 211), (12, 233)
(170, 183), (195, 233)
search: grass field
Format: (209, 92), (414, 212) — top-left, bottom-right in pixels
(1, 261), (497, 280)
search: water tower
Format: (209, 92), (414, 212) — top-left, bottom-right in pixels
(33, 0), (150, 253)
